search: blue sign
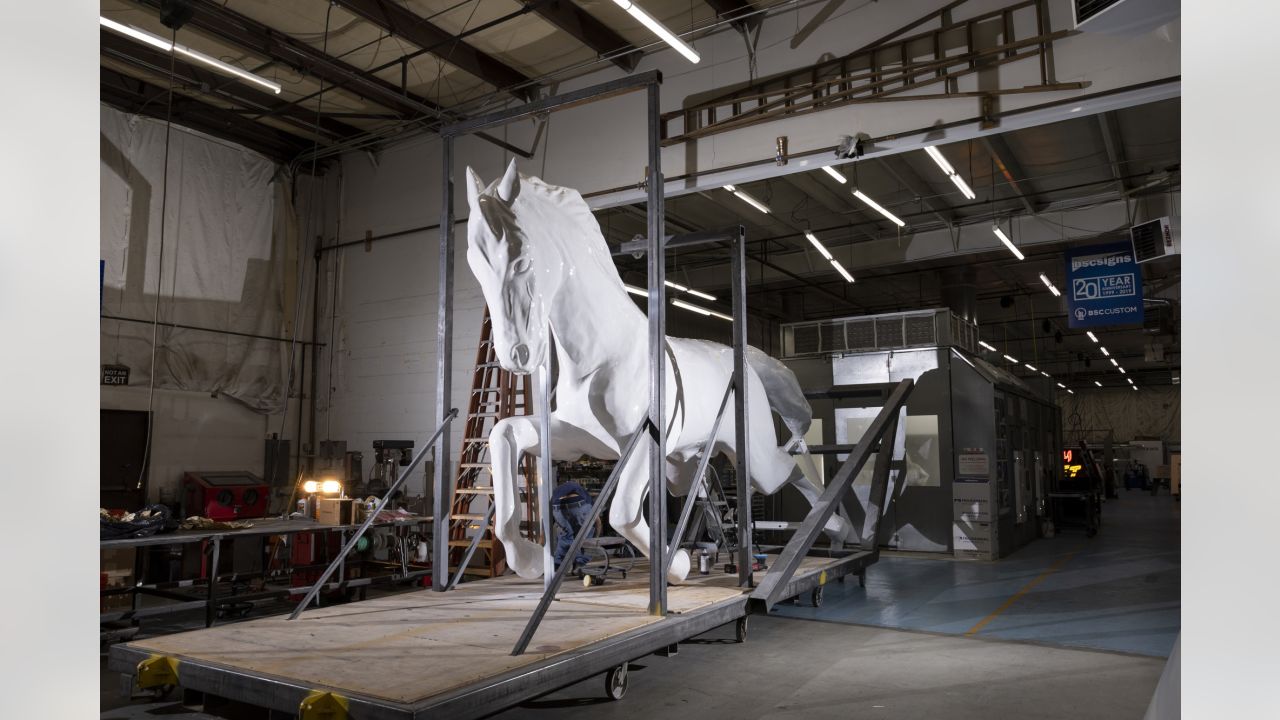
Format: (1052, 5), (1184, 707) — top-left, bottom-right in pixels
(1064, 241), (1144, 328)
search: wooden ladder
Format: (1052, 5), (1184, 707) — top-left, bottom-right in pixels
(447, 308), (539, 579)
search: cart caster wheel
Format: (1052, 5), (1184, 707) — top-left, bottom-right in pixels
(811, 586), (824, 608)
(153, 684), (175, 701)
(605, 662), (629, 700)
(735, 616), (748, 643)
(583, 574), (593, 588)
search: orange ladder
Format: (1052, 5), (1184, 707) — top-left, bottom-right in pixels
(447, 308), (540, 579)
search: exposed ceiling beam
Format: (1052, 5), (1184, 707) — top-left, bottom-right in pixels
(526, 1), (640, 72)
(877, 154), (957, 228)
(980, 133), (1038, 215)
(331, 0), (537, 101)
(100, 30), (362, 144)
(100, 67), (312, 164)
(1096, 111), (1130, 195)
(777, 171), (882, 242)
(131, 0), (448, 122)
(703, 0), (763, 34)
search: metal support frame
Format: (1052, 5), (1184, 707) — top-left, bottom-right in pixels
(537, 356), (555, 589)
(750, 379), (913, 611)
(511, 421), (649, 655)
(730, 227), (753, 587)
(645, 80), (668, 615)
(665, 382), (732, 567)
(290, 410), (457, 619)
(449, 503), (496, 590)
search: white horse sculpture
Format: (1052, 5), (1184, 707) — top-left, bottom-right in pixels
(464, 161), (847, 583)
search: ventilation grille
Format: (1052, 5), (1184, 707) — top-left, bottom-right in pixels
(781, 309), (976, 358)
(1075, 0), (1122, 24)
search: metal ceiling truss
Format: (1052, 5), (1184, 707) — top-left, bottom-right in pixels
(330, 0), (538, 101)
(100, 67), (313, 163)
(101, 30), (363, 143)
(703, 0), (764, 35)
(661, 0), (1085, 146)
(525, 0), (641, 72)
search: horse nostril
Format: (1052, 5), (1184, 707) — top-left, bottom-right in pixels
(511, 344), (530, 366)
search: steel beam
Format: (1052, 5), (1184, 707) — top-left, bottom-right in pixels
(646, 80), (669, 615)
(877, 153), (958, 227)
(101, 31), (362, 142)
(981, 133), (1039, 214)
(703, 0), (763, 34)
(1096, 111), (1130, 195)
(750, 379), (912, 610)
(332, 0), (535, 100)
(442, 70), (661, 137)
(527, 1), (640, 72)
(434, 137), (456, 593)
(131, 0), (448, 121)
(100, 68), (311, 163)
(730, 225), (752, 587)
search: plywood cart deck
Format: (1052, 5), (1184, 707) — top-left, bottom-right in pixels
(108, 553), (867, 719)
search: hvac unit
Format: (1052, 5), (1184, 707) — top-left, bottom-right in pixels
(1073, 0), (1178, 34)
(1130, 216), (1177, 264)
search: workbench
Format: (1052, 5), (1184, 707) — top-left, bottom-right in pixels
(100, 515), (432, 629)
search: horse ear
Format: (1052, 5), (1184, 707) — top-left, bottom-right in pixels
(465, 166), (484, 208)
(496, 158), (520, 204)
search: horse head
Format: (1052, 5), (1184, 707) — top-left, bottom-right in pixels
(465, 160), (564, 375)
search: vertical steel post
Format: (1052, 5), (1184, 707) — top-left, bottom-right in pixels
(730, 226), (752, 587)
(205, 537), (221, 628)
(645, 81), (668, 616)
(537, 354), (555, 589)
(433, 136), (454, 592)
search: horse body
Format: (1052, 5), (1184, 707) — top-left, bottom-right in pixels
(464, 161), (844, 582)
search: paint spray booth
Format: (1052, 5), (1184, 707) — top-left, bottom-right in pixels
(780, 309), (1063, 560)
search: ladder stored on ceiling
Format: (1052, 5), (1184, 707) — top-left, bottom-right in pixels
(447, 308), (540, 579)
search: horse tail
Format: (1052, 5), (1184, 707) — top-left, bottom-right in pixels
(745, 345), (812, 446)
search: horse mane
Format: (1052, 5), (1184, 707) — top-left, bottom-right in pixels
(512, 173), (627, 292)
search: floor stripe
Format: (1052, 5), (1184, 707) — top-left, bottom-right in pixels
(964, 548), (1081, 636)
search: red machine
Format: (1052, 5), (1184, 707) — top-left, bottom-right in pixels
(182, 471), (269, 520)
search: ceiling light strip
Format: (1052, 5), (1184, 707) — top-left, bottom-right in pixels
(992, 225), (1024, 260)
(821, 165), (847, 184)
(924, 146), (976, 200)
(612, 1), (700, 64)
(853, 189), (905, 227)
(723, 185), (770, 214)
(100, 16), (282, 93)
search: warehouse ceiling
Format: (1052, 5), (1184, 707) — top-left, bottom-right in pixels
(601, 97), (1182, 390)
(99, 0), (774, 162)
(98, 0), (1181, 391)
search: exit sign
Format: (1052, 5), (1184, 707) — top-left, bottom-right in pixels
(102, 365), (130, 386)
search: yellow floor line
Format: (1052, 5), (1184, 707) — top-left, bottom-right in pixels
(964, 549), (1081, 637)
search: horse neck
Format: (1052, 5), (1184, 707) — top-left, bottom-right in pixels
(541, 239), (647, 377)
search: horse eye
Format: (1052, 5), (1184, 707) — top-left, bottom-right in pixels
(511, 257), (531, 274)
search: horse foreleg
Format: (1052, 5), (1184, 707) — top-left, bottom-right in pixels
(607, 449), (692, 584)
(488, 417), (546, 579)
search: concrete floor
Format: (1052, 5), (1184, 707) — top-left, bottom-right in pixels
(101, 493), (1175, 718)
(774, 492), (1181, 657)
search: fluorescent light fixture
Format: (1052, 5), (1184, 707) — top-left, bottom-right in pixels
(949, 174), (977, 200)
(320, 479), (342, 495)
(1127, 378), (1134, 385)
(924, 145), (977, 200)
(821, 165), (847, 184)
(1003, 354), (1018, 363)
(924, 146), (955, 175)
(664, 280), (688, 292)
(1087, 331), (1099, 343)
(992, 225), (1024, 260)
(1067, 389), (1075, 394)
(100, 16), (173, 51)
(830, 259), (855, 283)
(672, 298), (710, 316)
(1132, 386), (1138, 391)
(1038, 272), (1061, 297)
(1118, 367), (1126, 374)
(723, 185), (770, 214)
(1041, 371), (1050, 378)
(302, 480), (319, 494)
(686, 288), (716, 301)
(1110, 358), (1119, 367)
(623, 284), (648, 297)
(1025, 363), (1038, 372)
(1100, 347), (1110, 356)
(978, 340), (996, 352)
(672, 298), (732, 322)
(852, 189), (905, 227)
(611, 1), (700, 64)
(804, 231), (833, 260)
(1056, 382), (1066, 389)
(100, 16), (282, 93)
(1094, 380), (1103, 387)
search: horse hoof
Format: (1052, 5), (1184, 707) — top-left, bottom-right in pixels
(666, 549), (691, 584)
